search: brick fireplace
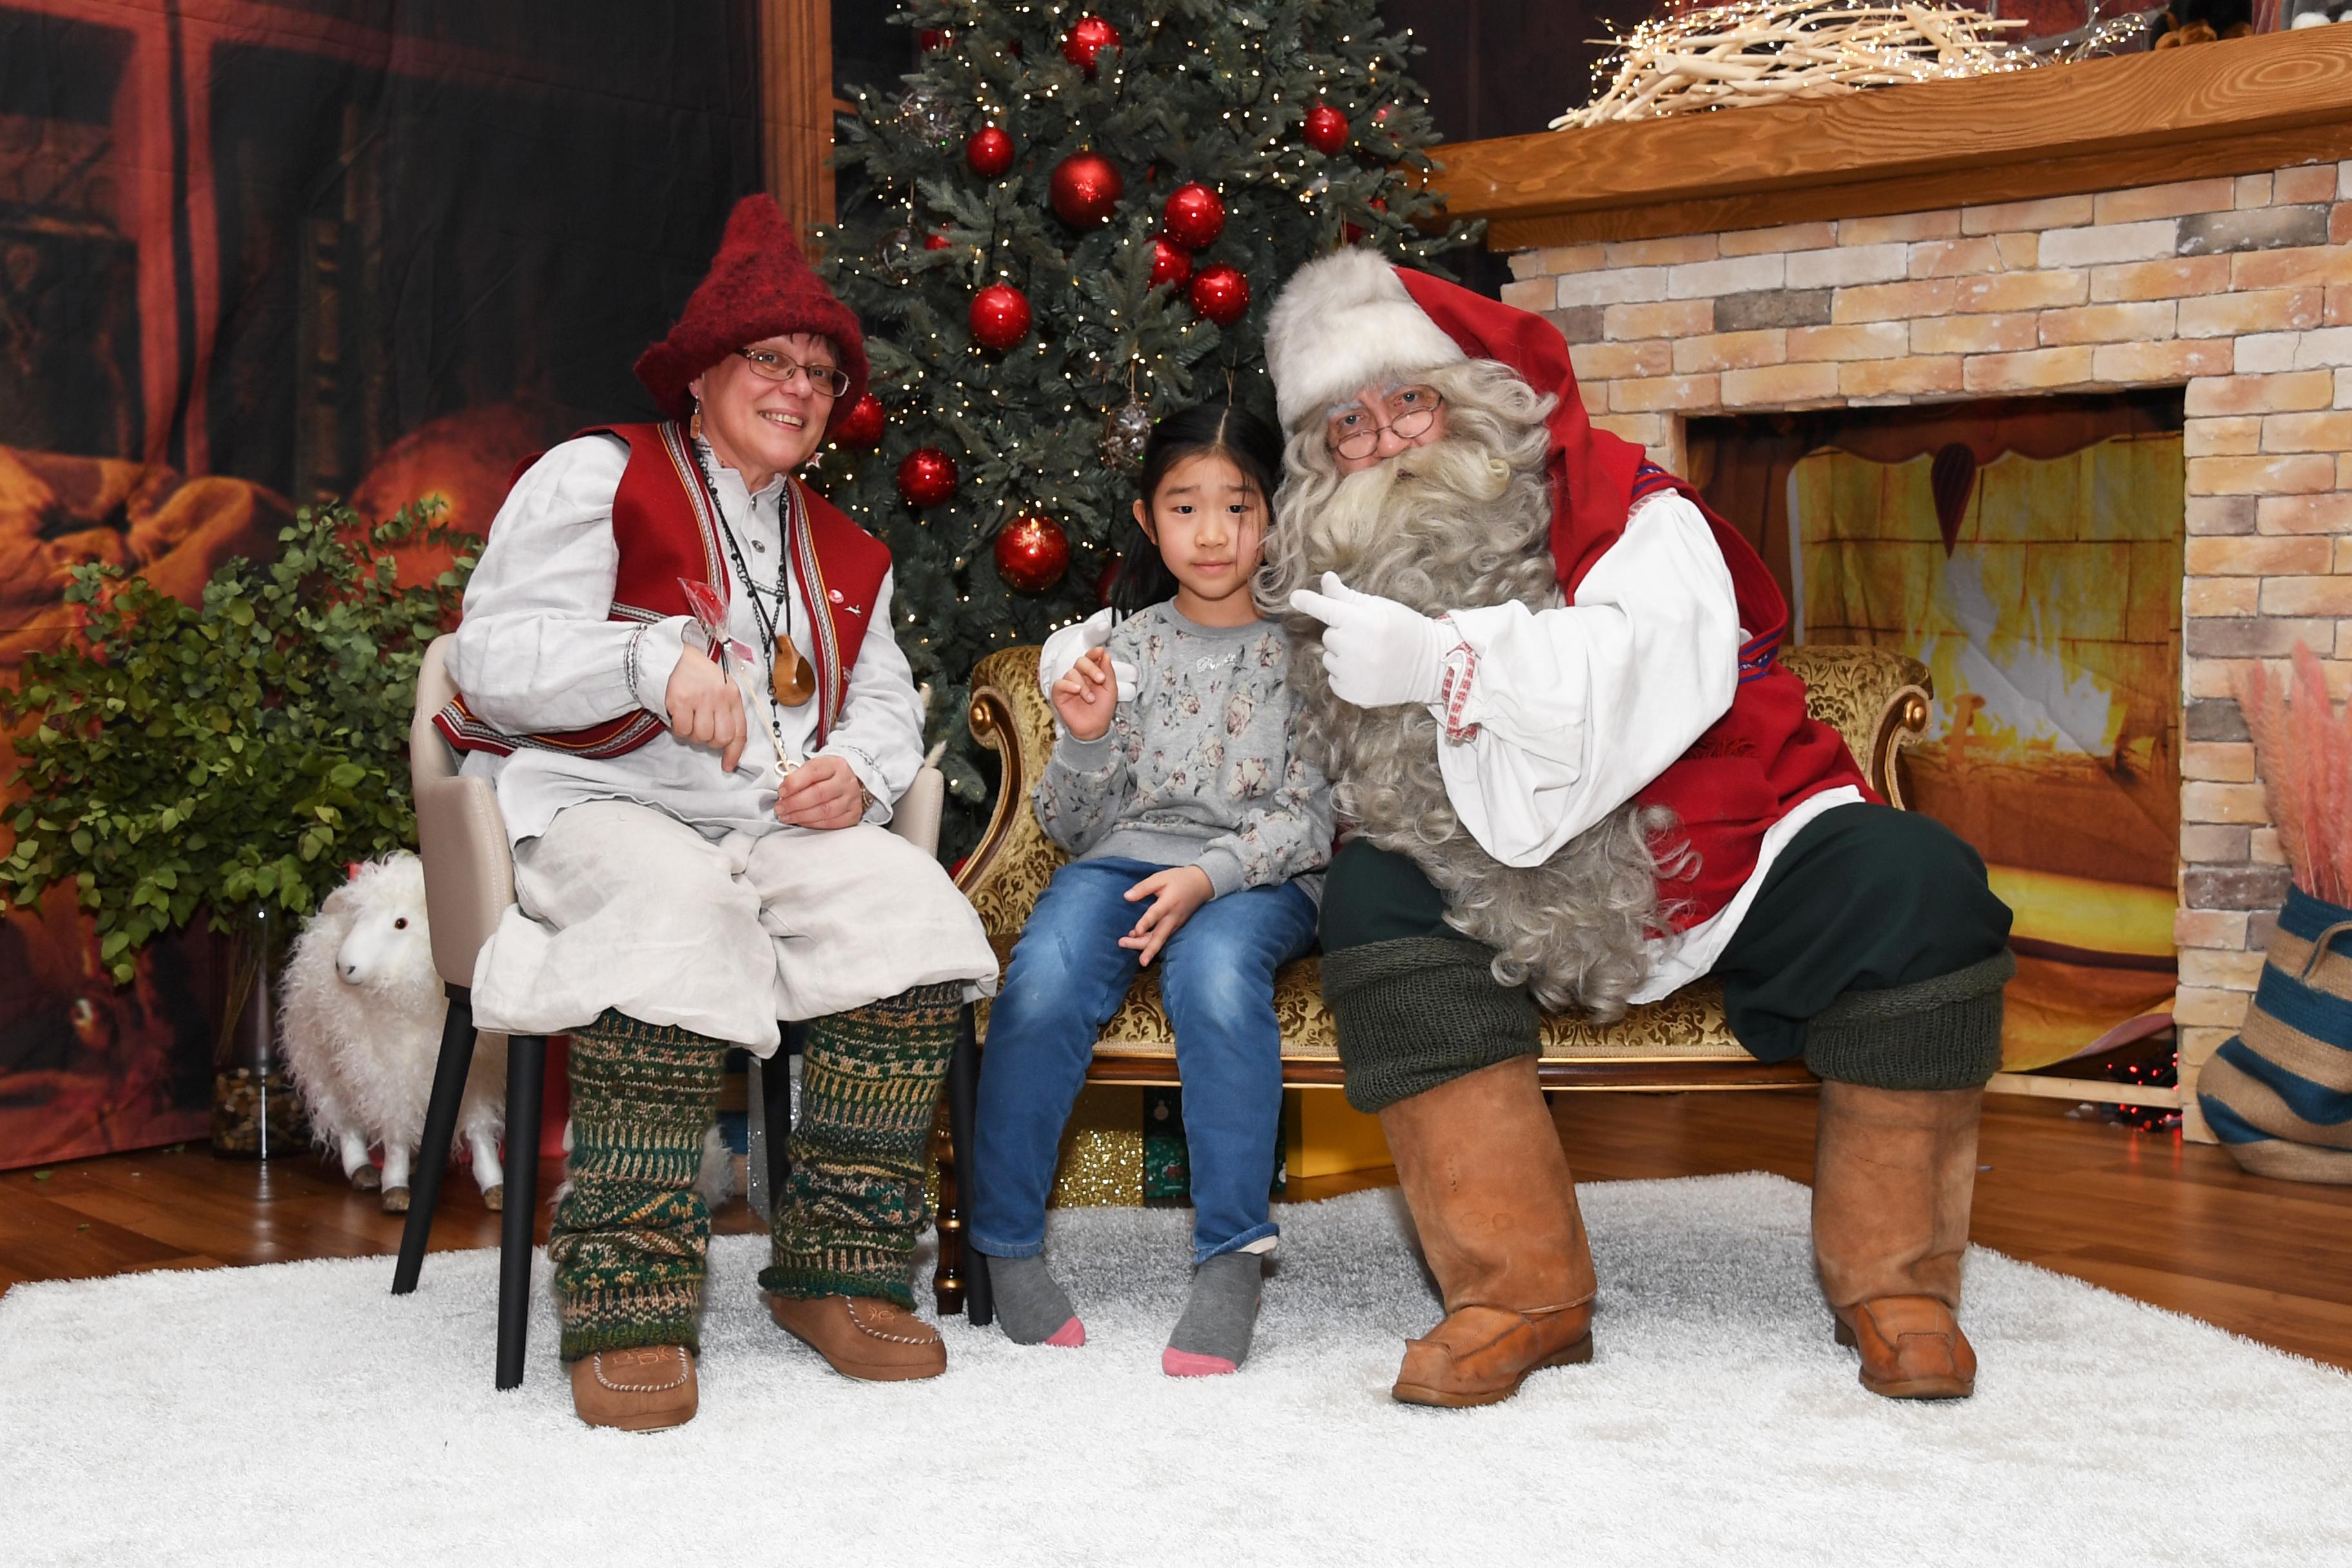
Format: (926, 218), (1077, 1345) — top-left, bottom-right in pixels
(1431, 30), (2352, 1138)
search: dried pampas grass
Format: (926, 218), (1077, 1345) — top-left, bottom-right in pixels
(2238, 643), (2352, 906)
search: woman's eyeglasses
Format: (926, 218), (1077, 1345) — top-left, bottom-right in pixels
(1326, 386), (1444, 460)
(736, 348), (850, 398)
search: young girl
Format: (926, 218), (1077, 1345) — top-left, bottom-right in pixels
(970, 402), (1332, 1377)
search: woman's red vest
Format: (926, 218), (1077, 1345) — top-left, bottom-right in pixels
(1395, 269), (1873, 932)
(434, 421), (890, 760)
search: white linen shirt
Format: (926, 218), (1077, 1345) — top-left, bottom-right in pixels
(448, 434), (926, 845)
(1431, 491), (1863, 1003)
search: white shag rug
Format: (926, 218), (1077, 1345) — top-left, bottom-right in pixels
(3, 1173), (2347, 1568)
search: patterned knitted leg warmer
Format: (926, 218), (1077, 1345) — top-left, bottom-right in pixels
(547, 1010), (727, 1362)
(761, 982), (964, 1308)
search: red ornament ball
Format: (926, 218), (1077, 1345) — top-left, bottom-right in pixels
(1050, 151), (1124, 227)
(1148, 235), (1192, 288)
(966, 124), (1015, 179)
(917, 27), (952, 51)
(1188, 262), (1250, 326)
(923, 231), (953, 251)
(995, 512), (1071, 594)
(1303, 103), (1349, 155)
(1162, 182), (1226, 250)
(1062, 15), (1121, 75)
(897, 447), (958, 508)
(1095, 552), (1124, 605)
(970, 282), (1034, 351)
(833, 393), (886, 449)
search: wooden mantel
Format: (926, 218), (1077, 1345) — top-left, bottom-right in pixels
(1429, 27), (2352, 248)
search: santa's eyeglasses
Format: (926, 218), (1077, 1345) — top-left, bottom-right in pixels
(1326, 386), (1444, 460)
(735, 348), (850, 398)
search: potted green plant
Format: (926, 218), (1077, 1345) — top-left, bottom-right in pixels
(1, 502), (471, 1155)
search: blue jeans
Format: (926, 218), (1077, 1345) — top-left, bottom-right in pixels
(972, 857), (1318, 1266)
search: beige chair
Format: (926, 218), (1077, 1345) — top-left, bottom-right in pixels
(389, 632), (950, 1389)
(934, 642), (1931, 1327)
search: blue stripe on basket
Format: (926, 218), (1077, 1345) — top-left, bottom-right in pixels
(2197, 1090), (2281, 1146)
(2275, 886), (2352, 946)
(2214, 1037), (2352, 1127)
(2249, 963), (2352, 1051)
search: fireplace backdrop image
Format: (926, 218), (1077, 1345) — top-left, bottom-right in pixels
(0, 0), (761, 1166)
(1694, 396), (2185, 1071)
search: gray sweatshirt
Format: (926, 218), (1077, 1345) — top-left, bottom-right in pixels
(1035, 602), (1333, 900)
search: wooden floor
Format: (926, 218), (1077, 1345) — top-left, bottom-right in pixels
(5, 1089), (2348, 1371)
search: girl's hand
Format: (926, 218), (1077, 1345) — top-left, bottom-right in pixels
(1120, 865), (1214, 966)
(664, 644), (748, 772)
(1051, 646), (1119, 741)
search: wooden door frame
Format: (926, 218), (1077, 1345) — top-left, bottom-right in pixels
(759, 0), (836, 236)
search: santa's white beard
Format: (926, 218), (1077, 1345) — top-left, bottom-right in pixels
(1271, 433), (1683, 1021)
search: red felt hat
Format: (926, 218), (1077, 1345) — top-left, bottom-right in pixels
(633, 194), (870, 434)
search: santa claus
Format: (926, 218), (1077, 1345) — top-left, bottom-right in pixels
(1257, 248), (2015, 1408)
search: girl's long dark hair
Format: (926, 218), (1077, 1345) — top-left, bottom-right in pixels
(1106, 400), (1284, 619)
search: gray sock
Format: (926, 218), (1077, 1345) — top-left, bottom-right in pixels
(1164, 1251), (1265, 1374)
(981, 1252), (1084, 1347)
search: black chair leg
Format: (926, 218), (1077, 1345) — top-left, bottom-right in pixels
(763, 1036), (796, 1200)
(392, 984), (479, 1297)
(495, 1032), (547, 1391)
(942, 1002), (992, 1327)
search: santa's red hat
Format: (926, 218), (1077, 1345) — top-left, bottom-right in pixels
(1263, 246), (1651, 591)
(634, 194), (870, 433)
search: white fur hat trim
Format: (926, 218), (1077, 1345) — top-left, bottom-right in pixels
(1262, 247), (1467, 432)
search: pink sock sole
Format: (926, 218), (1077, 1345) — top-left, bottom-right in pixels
(1162, 1348), (1238, 1377)
(1044, 1317), (1086, 1348)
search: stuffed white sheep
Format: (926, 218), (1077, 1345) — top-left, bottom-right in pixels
(279, 852), (507, 1213)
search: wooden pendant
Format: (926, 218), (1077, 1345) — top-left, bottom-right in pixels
(772, 636), (816, 706)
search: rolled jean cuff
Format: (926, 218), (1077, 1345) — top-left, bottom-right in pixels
(1321, 936), (1540, 1113)
(1803, 948), (2016, 1091)
(1196, 1220), (1279, 1267)
(970, 1231), (1045, 1262)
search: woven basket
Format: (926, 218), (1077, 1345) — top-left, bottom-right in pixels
(2197, 886), (2352, 1183)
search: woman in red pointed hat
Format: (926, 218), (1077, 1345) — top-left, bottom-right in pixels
(1251, 247), (2015, 1409)
(436, 194), (997, 1429)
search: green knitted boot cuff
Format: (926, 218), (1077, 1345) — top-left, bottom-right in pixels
(1320, 936), (1540, 1114)
(549, 1010), (728, 1362)
(1803, 949), (2017, 1091)
(763, 981), (963, 1306)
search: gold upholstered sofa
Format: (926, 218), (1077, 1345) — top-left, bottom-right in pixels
(949, 642), (1931, 1092)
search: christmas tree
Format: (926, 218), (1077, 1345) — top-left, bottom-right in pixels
(814, 0), (1477, 846)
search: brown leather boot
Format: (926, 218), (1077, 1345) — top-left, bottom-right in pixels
(767, 1293), (947, 1382)
(1811, 1081), (1983, 1400)
(567, 1344), (698, 1431)
(1378, 1054), (1596, 1408)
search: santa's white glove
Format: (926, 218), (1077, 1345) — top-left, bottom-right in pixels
(1288, 571), (1448, 709)
(1037, 608), (1138, 705)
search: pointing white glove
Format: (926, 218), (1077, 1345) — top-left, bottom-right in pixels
(1288, 571), (1448, 709)
(1038, 608), (1139, 705)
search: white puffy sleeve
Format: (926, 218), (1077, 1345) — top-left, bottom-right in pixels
(446, 435), (693, 730)
(1434, 493), (1742, 868)
(815, 569), (928, 823)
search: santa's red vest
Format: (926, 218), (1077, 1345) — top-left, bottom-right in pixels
(434, 420), (890, 760)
